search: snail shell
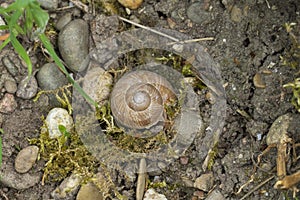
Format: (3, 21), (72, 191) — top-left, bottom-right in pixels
(110, 70), (177, 132)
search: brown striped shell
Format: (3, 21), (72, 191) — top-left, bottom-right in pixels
(110, 70), (176, 132)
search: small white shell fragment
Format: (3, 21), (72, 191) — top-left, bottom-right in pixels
(14, 145), (39, 174)
(46, 108), (74, 139)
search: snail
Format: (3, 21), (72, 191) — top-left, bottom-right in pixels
(110, 70), (177, 134)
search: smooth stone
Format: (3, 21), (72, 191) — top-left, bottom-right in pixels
(230, 5), (243, 23)
(194, 173), (214, 192)
(37, 0), (58, 10)
(16, 76), (38, 99)
(58, 19), (89, 72)
(82, 67), (112, 106)
(143, 189), (167, 200)
(4, 79), (17, 94)
(46, 108), (74, 139)
(52, 173), (82, 199)
(187, 2), (211, 24)
(118, 0), (143, 9)
(37, 63), (68, 90)
(0, 93), (17, 114)
(76, 182), (104, 200)
(56, 13), (72, 31)
(206, 189), (225, 200)
(0, 169), (41, 190)
(266, 114), (292, 145)
(253, 73), (266, 89)
(14, 146), (39, 173)
(2, 56), (18, 76)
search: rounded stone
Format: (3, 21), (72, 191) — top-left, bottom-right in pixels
(4, 79), (17, 94)
(194, 173), (214, 192)
(37, 0), (58, 10)
(14, 146), (39, 174)
(58, 19), (89, 72)
(55, 13), (72, 31)
(187, 2), (211, 24)
(45, 108), (74, 139)
(266, 114), (292, 145)
(0, 93), (17, 114)
(36, 63), (68, 90)
(16, 76), (38, 99)
(82, 67), (113, 106)
(76, 182), (104, 200)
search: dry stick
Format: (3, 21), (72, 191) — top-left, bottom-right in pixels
(118, 16), (214, 44)
(240, 175), (275, 200)
(118, 16), (179, 42)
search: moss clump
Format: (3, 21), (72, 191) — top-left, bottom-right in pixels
(29, 122), (98, 184)
(281, 22), (300, 112)
(96, 99), (179, 153)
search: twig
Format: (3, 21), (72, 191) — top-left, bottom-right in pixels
(118, 16), (179, 42)
(167, 37), (214, 45)
(69, 0), (89, 13)
(0, 189), (9, 200)
(240, 175), (275, 200)
(118, 16), (214, 45)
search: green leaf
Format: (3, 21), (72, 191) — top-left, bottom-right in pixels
(24, 7), (33, 36)
(39, 33), (98, 107)
(30, 2), (49, 31)
(10, 33), (32, 77)
(58, 125), (70, 137)
(0, 25), (9, 31)
(0, 37), (11, 52)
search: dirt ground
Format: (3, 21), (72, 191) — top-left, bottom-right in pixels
(0, 0), (300, 199)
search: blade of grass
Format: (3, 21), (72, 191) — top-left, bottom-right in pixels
(39, 33), (98, 107)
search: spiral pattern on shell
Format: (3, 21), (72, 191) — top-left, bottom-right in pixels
(110, 70), (177, 131)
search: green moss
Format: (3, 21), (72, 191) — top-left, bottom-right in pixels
(282, 22), (300, 112)
(29, 122), (98, 183)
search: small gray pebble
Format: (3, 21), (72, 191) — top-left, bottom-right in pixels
(16, 76), (38, 99)
(58, 19), (89, 72)
(2, 56), (18, 76)
(37, 0), (58, 10)
(14, 146), (39, 174)
(55, 13), (72, 31)
(4, 79), (17, 94)
(36, 63), (68, 90)
(187, 2), (211, 24)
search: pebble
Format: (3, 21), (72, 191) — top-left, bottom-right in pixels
(0, 93), (17, 114)
(4, 79), (17, 94)
(206, 189), (225, 200)
(55, 13), (72, 31)
(187, 2), (211, 24)
(76, 182), (104, 200)
(58, 19), (89, 72)
(52, 173), (82, 199)
(16, 76), (38, 99)
(118, 0), (143, 9)
(179, 156), (189, 165)
(45, 108), (74, 139)
(194, 173), (214, 192)
(37, 0), (58, 10)
(82, 66), (112, 106)
(2, 56), (18, 76)
(14, 146), (39, 173)
(36, 63), (68, 90)
(230, 5), (243, 22)
(266, 114), (292, 145)
(253, 72), (266, 89)
(143, 188), (168, 200)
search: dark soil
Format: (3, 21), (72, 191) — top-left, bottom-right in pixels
(0, 0), (299, 199)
